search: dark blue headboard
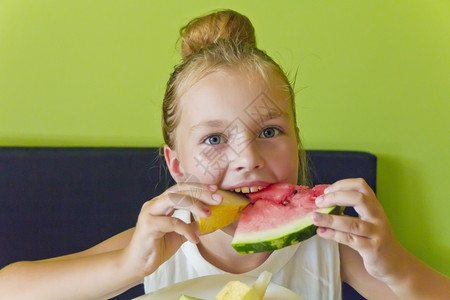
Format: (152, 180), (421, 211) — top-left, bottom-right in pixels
(0, 147), (376, 299)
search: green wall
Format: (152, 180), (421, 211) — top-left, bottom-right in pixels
(1, 1), (449, 276)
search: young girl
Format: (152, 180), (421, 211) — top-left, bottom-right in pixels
(0, 9), (448, 300)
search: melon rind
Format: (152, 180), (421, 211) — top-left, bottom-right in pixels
(231, 206), (339, 254)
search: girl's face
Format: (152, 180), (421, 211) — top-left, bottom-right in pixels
(166, 69), (299, 191)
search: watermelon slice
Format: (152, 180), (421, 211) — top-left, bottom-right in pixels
(231, 183), (340, 254)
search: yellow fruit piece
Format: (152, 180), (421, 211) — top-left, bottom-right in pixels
(179, 295), (205, 300)
(215, 281), (251, 300)
(242, 271), (272, 300)
(196, 190), (248, 234)
(214, 271), (272, 300)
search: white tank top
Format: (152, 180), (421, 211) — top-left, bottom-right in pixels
(144, 210), (342, 299)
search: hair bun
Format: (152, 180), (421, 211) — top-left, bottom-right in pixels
(179, 9), (257, 60)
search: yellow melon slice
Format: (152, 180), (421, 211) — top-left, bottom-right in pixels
(215, 281), (251, 300)
(215, 271), (272, 300)
(242, 271), (272, 300)
(195, 190), (248, 234)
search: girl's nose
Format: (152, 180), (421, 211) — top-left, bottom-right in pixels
(232, 141), (264, 172)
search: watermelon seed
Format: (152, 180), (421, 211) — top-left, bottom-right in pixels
(293, 190), (298, 195)
(282, 200), (290, 205)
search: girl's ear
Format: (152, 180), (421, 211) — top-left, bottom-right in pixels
(163, 144), (185, 182)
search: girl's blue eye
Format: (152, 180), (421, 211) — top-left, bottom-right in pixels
(205, 135), (225, 145)
(260, 127), (280, 138)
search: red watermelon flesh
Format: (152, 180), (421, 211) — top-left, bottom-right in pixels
(232, 183), (336, 254)
(238, 184), (328, 233)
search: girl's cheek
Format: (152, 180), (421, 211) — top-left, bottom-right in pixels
(192, 147), (230, 183)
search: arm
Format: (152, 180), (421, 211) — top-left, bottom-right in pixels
(0, 229), (142, 300)
(376, 246), (450, 300)
(313, 178), (450, 300)
(0, 183), (223, 300)
(341, 243), (450, 300)
(340, 244), (398, 299)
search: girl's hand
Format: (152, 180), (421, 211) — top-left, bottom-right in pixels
(311, 178), (405, 282)
(121, 183), (222, 279)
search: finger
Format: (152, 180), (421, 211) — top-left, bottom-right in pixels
(167, 193), (212, 218)
(146, 193), (212, 218)
(168, 183), (223, 206)
(316, 190), (376, 219)
(312, 213), (376, 237)
(316, 227), (372, 251)
(143, 214), (200, 244)
(325, 178), (375, 197)
(207, 184), (219, 193)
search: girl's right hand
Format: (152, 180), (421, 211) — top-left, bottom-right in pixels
(120, 183), (222, 279)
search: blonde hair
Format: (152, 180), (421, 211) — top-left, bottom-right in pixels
(161, 9), (307, 184)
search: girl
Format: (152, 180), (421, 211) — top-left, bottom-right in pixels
(0, 9), (448, 300)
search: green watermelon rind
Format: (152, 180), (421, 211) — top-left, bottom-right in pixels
(231, 206), (340, 254)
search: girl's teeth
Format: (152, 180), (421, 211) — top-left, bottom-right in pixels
(233, 186), (264, 193)
(250, 186), (259, 192)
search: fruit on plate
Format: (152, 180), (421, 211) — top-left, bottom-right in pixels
(179, 295), (205, 300)
(178, 271), (272, 300)
(242, 270), (272, 300)
(194, 190), (249, 234)
(231, 183), (340, 254)
(214, 281), (251, 300)
(215, 271), (272, 300)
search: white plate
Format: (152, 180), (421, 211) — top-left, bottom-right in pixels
(134, 274), (304, 300)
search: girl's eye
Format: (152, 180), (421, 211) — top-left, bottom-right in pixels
(204, 135), (226, 145)
(260, 127), (280, 138)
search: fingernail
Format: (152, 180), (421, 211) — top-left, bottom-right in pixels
(313, 212), (323, 221)
(324, 186), (332, 194)
(212, 193), (222, 203)
(203, 206), (211, 215)
(207, 185), (217, 192)
(318, 227), (327, 234)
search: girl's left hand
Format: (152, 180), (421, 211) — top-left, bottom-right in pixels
(311, 178), (405, 282)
